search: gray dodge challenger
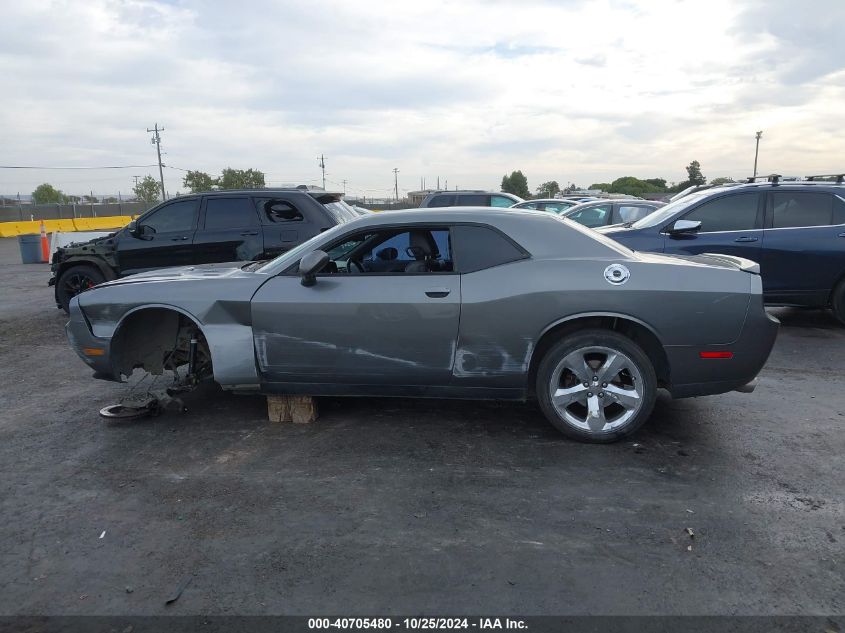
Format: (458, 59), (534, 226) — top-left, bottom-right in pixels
(66, 208), (779, 442)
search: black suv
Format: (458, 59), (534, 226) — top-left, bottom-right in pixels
(419, 190), (523, 208)
(50, 188), (356, 311)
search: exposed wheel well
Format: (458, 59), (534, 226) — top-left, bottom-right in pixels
(110, 307), (212, 380)
(57, 258), (116, 282)
(528, 316), (671, 396)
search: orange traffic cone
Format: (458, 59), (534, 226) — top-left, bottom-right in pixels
(40, 221), (50, 263)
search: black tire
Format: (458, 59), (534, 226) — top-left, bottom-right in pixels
(57, 265), (105, 313)
(536, 329), (657, 443)
(832, 279), (845, 326)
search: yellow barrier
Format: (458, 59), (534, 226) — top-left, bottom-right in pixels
(0, 215), (133, 237)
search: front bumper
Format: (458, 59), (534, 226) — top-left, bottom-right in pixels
(65, 298), (119, 381)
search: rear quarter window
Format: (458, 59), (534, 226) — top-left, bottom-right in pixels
(452, 225), (527, 273)
(455, 194), (489, 206)
(426, 194), (455, 207)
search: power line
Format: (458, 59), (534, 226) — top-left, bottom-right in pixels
(0, 164), (157, 170)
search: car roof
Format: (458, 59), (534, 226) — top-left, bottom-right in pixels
(175, 188), (344, 198)
(670, 179), (845, 202)
(564, 198), (659, 211)
(513, 198), (574, 204)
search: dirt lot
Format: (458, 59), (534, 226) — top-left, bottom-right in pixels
(0, 236), (842, 616)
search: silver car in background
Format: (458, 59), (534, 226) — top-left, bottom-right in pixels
(66, 208), (778, 442)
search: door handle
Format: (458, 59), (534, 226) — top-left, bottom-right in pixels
(734, 236), (758, 243)
(425, 288), (451, 298)
(170, 236), (189, 241)
(838, 232), (845, 238)
(240, 231), (259, 236)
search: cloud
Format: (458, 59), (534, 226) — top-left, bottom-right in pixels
(0, 0), (843, 197)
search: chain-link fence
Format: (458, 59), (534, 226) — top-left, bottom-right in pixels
(0, 201), (152, 223)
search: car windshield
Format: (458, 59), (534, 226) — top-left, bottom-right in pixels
(630, 191), (712, 229)
(552, 213), (636, 257)
(323, 200), (359, 223)
(254, 223), (348, 273)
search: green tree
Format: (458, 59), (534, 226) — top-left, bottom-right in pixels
(644, 178), (667, 190)
(598, 177), (663, 197)
(501, 170), (529, 199)
(667, 161), (707, 193)
(686, 160), (705, 186)
(32, 183), (65, 204)
(709, 177), (735, 185)
(589, 183), (612, 191)
(536, 180), (560, 198)
(218, 167), (265, 190)
(133, 175), (162, 203)
(183, 170), (217, 193)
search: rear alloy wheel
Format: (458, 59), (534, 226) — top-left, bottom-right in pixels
(537, 330), (657, 442)
(832, 279), (845, 326)
(57, 265), (105, 313)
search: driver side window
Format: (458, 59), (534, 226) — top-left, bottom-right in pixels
(323, 228), (453, 274)
(140, 199), (198, 233)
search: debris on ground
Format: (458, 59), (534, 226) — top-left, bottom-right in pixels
(99, 530), (106, 539)
(165, 575), (193, 605)
(685, 527), (695, 538)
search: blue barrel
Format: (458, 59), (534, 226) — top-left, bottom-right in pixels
(18, 234), (44, 264)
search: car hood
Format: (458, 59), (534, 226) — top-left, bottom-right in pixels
(98, 262), (259, 287)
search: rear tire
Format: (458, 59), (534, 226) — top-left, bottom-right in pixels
(832, 279), (845, 326)
(536, 329), (657, 443)
(57, 265), (105, 313)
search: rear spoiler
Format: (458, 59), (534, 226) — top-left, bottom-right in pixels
(700, 252), (760, 275)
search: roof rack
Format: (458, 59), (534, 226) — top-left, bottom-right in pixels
(745, 174), (782, 184)
(806, 174), (845, 184)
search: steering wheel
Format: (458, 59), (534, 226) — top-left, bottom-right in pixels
(347, 258), (364, 274)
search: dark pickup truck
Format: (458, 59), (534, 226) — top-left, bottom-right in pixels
(50, 188), (357, 311)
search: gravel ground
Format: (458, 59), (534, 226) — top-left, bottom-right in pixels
(0, 236), (842, 616)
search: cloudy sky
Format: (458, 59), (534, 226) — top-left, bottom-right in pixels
(1, 0), (843, 199)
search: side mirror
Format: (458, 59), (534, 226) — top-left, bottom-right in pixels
(666, 219), (702, 236)
(299, 250), (329, 287)
(127, 220), (139, 236)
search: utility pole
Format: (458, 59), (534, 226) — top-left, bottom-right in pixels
(147, 123), (166, 200)
(753, 130), (763, 178)
(393, 168), (399, 202)
(318, 155), (326, 189)
(132, 175), (141, 189)
(342, 179), (347, 195)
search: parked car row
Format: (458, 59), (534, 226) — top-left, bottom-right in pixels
(55, 175), (844, 442)
(65, 207), (778, 443)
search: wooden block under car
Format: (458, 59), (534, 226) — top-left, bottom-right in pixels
(267, 395), (318, 424)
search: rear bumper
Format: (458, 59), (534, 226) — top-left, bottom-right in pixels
(65, 298), (119, 381)
(666, 296), (779, 399)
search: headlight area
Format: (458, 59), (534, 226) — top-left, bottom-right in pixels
(65, 299), (114, 376)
